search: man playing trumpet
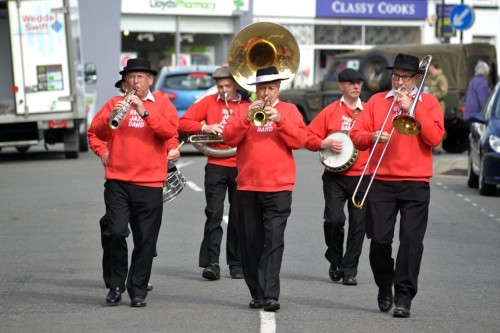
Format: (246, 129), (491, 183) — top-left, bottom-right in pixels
(305, 68), (369, 286)
(350, 53), (444, 318)
(223, 66), (307, 312)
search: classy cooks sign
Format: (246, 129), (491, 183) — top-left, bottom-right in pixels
(316, 0), (428, 20)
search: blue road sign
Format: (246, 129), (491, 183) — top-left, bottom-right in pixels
(450, 4), (474, 30)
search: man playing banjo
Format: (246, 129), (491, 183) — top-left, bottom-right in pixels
(305, 68), (369, 286)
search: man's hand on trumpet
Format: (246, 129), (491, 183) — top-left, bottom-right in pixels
(247, 100), (281, 123)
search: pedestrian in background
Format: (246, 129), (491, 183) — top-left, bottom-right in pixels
(464, 60), (491, 121)
(425, 59), (448, 154)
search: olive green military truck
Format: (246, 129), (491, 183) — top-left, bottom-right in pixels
(281, 43), (498, 153)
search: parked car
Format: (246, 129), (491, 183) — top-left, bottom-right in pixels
(153, 65), (218, 117)
(467, 82), (500, 196)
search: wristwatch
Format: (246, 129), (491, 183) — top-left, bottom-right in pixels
(142, 111), (149, 118)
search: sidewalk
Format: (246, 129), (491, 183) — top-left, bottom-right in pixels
(433, 152), (468, 176)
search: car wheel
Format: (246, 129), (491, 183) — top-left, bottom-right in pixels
(466, 154), (479, 188)
(478, 158), (496, 195)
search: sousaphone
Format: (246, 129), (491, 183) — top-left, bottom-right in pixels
(228, 22), (300, 93)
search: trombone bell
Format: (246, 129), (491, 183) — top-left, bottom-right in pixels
(392, 115), (421, 136)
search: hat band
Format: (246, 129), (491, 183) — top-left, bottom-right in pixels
(255, 74), (282, 83)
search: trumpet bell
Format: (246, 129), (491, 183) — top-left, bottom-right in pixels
(392, 115), (421, 136)
(250, 109), (268, 126)
(228, 22), (300, 92)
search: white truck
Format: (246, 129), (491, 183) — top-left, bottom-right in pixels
(0, 0), (96, 158)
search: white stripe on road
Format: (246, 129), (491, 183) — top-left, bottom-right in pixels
(260, 310), (276, 333)
(186, 181), (203, 192)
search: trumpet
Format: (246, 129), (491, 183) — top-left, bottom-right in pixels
(351, 55), (432, 209)
(109, 88), (136, 129)
(250, 96), (270, 126)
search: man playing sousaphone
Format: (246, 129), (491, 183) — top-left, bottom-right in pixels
(178, 66), (251, 281)
(305, 68), (369, 286)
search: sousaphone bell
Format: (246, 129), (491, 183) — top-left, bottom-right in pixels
(228, 22), (300, 125)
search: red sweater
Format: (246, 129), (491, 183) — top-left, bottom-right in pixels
(178, 93), (251, 167)
(350, 91), (445, 182)
(305, 99), (369, 176)
(223, 100), (307, 192)
(88, 92), (179, 187)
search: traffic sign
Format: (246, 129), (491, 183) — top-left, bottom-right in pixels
(450, 4), (474, 30)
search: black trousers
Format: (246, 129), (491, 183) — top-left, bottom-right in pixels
(103, 180), (163, 298)
(237, 190), (292, 301)
(322, 172), (366, 277)
(100, 215), (157, 288)
(366, 180), (430, 308)
(199, 163), (240, 268)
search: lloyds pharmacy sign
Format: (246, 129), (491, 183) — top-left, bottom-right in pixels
(121, 0), (248, 16)
(316, 0), (428, 20)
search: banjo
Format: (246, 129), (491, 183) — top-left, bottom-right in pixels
(319, 131), (358, 172)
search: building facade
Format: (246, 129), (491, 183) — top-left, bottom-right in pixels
(118, 0), (499, 85)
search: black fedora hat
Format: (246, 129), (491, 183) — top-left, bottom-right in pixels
(385, 53), (424, 74)
(248, 66), (288, 85)
(119, 58), (158, 76)
(338, 68), (364, 83)
(114, 78), (124, 88)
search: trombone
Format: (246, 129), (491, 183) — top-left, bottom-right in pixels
(351, 55), (432, 209)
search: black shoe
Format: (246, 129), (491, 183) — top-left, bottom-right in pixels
(342, 275), (357, 286)
(393, 304), (411, 318)
(230, 265), (244, 279)
(377, 287), (393, 312)
(130, 296), (147, 307)
(202, 263), (220, 281)
(249, 298), (264, 309)
(105, 287), (123, 306)
(263, 298), (280, 312)
(147, 283), (154, 291)
(328, 265), (342, 282)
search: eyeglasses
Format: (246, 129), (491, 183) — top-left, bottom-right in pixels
(125, 74), (150, 82)
(391, 73), (416, 82)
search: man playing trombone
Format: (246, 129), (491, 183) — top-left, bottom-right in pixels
(350, 53), (444, 318)
(305, 68), (369, 286)
(178, 66), (251, 281)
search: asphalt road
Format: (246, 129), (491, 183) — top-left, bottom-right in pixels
(0, 144), (499, 333)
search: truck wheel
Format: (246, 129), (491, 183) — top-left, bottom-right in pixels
(15, 146), (30, 153)
(79, 121), (89, 152)
(359, 51), (393, 93)
(64, 127), (79, 159)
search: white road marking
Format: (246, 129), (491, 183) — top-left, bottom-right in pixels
(186, 181), (203, 192)
(260, 310), (276, 333)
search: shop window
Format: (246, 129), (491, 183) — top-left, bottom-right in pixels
(365, 26), (420, 45)
(315, 25), (362, 45)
